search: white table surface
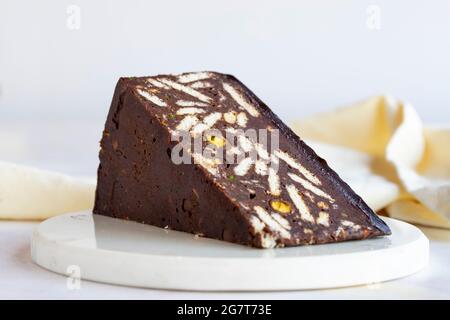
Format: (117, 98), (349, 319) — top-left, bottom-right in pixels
(1, 120), (450, 299)
(1, 216), (449, 299)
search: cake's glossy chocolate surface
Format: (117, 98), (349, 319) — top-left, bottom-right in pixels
(94, 72), (390, 248)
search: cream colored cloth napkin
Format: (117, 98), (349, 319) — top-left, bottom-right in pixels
(0, 162), (95, 220)
(292, 96), (450, 229)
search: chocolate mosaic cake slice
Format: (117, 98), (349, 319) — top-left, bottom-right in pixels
(94, 71), (391, 248)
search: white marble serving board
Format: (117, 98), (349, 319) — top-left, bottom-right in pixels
(31, 211), (429, 291)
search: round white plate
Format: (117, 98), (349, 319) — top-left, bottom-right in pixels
(31, 211), (429, 291)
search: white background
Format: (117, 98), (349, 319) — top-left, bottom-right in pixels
(1, 0), (450, 173)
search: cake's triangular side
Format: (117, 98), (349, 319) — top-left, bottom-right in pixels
(94, 73), (390, 248)
(94, 79), (259, 246)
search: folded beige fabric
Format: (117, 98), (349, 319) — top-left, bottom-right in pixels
(0, 162), (95, 220)
(292, 96), (450, 229)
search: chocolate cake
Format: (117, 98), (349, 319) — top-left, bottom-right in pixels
(94, 71), (391, 248)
